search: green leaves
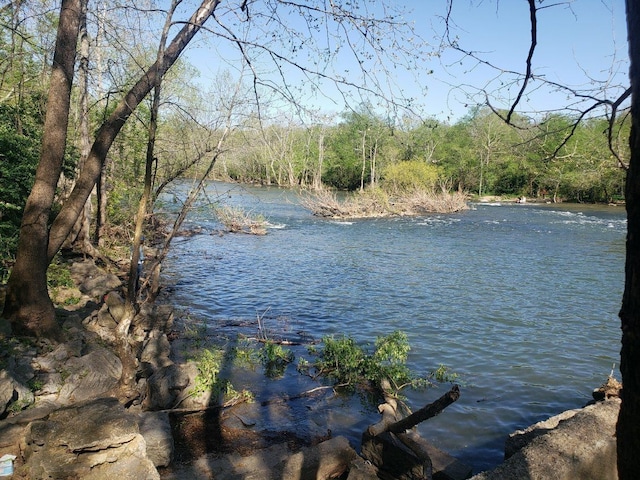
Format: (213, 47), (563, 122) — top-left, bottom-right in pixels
(308, 330), (440, 395)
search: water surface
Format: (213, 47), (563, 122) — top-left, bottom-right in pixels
(162, 183), (625, 472)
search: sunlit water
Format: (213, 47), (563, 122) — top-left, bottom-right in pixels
(161, 182), (625, 473)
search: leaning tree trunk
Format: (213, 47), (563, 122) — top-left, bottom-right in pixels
(1, 0), (81, 339)
(618, 2), (640, 478)
(2, 0), (221, 340)
(46, 0), (221, 261)
(116, 0), (180, 397)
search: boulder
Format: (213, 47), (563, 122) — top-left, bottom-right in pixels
(80, 273), (122, 300)
(134, 303), (174, 333)
(281, 435), (358, 479)
(471, 398), (620, 480)
(137, 411), (174, 467)
(19, 397), (159, 480)
(140, 331), (173, 370)
(56, 347), (122, 404)
(165, 436), (357, 480)
(0, 369), (35, 417)
(143, 362), (194, 410)
(84, 304), (119, 343)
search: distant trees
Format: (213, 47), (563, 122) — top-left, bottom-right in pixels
(202, 106), (625, 202)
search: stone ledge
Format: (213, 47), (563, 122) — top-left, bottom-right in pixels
(471, 398), (620, 480)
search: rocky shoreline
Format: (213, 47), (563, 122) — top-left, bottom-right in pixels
(0, 256), (623, 479)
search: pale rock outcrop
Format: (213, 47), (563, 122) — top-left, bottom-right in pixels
(18, 397), (159, 480)
(471, 398), (620, 480)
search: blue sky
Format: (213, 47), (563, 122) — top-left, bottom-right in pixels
(183, 0), (629, 123)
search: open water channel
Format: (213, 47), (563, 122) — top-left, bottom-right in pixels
(161, 182), (625, 473)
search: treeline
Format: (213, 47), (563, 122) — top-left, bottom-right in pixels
(210, 106), (628, 204)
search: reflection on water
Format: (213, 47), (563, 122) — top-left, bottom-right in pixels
(162, 183), (625, 473)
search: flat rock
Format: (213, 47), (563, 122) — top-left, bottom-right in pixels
(471, 398), (620, 480)
(159, 435), (356, 480)
(18, 397), (159, 480)
(138, 411), (174, 467)
(56, 347), (122, 404)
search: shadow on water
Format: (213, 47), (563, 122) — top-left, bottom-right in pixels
(161, 316), (357, 478)
(160, 185), (627, 476)
(158, 314), (479, 479)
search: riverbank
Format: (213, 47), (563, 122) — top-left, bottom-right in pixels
(0, 253), (468, 478)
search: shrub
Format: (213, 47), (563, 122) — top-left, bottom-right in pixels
(382, 161), (441, 194)
(306, 330), (441, 395)
(190, 346), (253, 405)
(259, 341), (294, 378)
(214, 205), (268, 235)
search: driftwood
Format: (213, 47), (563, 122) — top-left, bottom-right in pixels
(368, 385), (460, 437)
(363, 384), (470, 480)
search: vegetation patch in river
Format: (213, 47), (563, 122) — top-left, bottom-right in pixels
(301, 186), (468, 218)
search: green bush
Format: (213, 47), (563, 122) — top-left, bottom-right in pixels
(259, 341), (294, 378)
(307, 330), (438, 394)
(190, 347), (253, 405)
(382, 160), (441, 194)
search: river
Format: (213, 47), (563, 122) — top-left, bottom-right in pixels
(161, 182), (625, 473)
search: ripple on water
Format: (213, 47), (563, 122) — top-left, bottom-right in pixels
(163, 187), (625, 473)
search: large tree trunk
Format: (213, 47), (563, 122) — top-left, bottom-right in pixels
(47, 0), (221, 260)
(618, 2), (640, 478)
(2, 0), (221, 339)
(2, 0), (81, 339)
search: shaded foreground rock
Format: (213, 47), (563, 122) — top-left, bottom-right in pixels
(17, 397), (160, 479)
(471, 397), (620, 480)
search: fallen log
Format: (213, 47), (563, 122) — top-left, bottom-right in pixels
(363, 385), (470, 480)
(368, 385), (460, 437)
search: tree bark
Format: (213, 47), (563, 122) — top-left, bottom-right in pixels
(2, 0), (220, 339)
(618, 3), (640, 478)
(2, 0), (81, 339)
(47, 0), (221, 260)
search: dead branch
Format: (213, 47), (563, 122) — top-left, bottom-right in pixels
(368, 385), (460, 436)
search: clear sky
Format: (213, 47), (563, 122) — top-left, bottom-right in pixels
(183, 0), (629, 124)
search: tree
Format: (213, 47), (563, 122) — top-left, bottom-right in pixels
(2, 0), (81, 339)
(2, 0), (222, 337)
(619, 3), (640, 477)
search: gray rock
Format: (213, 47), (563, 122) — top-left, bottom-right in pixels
(57, 347), (122, 404)
(21, 397), (159, 480)
(471, 398), (620, 480)
(105, 291), (126, 321)
(143, 363), (194, 410)
(80, 273), (122, 300)
(141, 331), (173, 370)
(504, 407), (580, 459)
(0, 370), (35, 416)
(134, 303), (174, 332)
(138, 411), (174, 467)
(164, 436), (356, 480)
(83, 304), (119, 343)
(32, 343), (75, 373)
(0, 371), (15, 415)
